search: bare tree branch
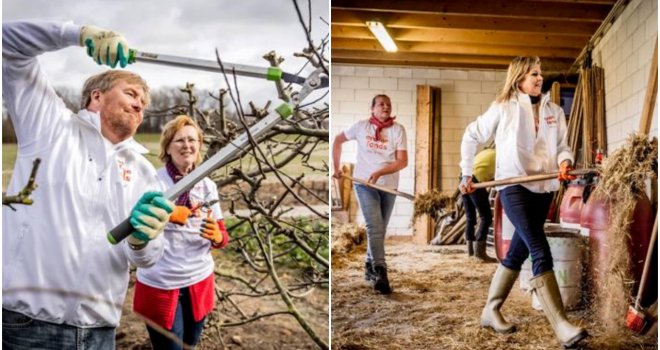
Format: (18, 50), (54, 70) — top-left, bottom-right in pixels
(3, 158), (41, 210)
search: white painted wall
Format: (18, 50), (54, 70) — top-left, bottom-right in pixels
(331, 65), (501, 236)
(592, 0), (658, 150)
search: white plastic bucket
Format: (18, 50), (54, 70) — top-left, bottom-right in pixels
(517, 224), (584, 311)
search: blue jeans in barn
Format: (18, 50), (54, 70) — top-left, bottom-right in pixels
(499, 185), (554, 276)
(354, 184), (397, 268)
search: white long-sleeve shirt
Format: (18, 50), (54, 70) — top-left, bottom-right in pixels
(2, 20), (164, 327)
(460, 93), (573, 193)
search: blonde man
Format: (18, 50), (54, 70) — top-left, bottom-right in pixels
(3, 20), (173, 349)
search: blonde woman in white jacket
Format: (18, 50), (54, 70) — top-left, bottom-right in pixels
(459, 56), (587, 349)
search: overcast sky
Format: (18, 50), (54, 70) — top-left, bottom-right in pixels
(3, 0), (328, 106)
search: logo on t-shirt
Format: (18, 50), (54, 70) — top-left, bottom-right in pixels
(116, 159), (132, 183)
(366, 135), (388, 151)
(545, 115), (557, 126)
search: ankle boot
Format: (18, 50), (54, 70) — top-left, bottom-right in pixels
(364, 261), (376, 282)
(373, 265), (392, 294)
(467, 240), (474, 256)
(474, 241), (497, 263)
(529, 271), (588, 349)
(481, 265), (519, 333)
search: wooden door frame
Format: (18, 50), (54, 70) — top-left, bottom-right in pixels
(413, 85), (442, 244)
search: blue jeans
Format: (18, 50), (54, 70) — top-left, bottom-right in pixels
(499, 185), (554, 276)
(146, 287), (206, 350)
(354, 184), (397, 268)
(2, 308), (115, 350)
(463, 184), (492, 242)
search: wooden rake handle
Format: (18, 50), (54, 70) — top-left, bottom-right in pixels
(341, 175), (416, 201)
(635, 213), (658, 310)
(472, 168), (598, 189)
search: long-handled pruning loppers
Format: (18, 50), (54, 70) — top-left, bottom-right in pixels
(107, 50), (327, 244)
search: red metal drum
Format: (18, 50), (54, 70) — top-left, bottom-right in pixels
(494, 192), (514, 261)
(580, 191), (609, 294)
(559, 179), (588, 231)
(580, 183), (653, 295)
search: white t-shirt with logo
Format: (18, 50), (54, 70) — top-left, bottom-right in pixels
(343, 119), (407, 189)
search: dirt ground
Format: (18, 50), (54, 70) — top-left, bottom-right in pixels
(331, 241), (657, 350)
(117, 270), (329, 350)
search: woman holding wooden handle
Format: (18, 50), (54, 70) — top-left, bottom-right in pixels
(460, 56), (587, 349)
(332, 94), (408, 294)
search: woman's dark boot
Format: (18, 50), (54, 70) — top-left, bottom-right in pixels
(364, 261), (376, 282)
(474, 241), (497, 263)
(373, 265), (392, 294)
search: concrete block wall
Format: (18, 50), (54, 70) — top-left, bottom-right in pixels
(592, 0), (658, 150)
(332, 65), (501, 236)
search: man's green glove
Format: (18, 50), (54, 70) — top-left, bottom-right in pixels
(129, 192), (175, 243)
(80, 25), (130, 68)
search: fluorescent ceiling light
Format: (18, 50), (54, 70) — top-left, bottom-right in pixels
(366, 21), (398, 52)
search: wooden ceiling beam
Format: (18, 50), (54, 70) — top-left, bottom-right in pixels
(331, 10), (601, 36)
(334, 58), (510, 70)
(332, 38), (582, 59)
(331, 49), (575, 72)
(519, 0), (616, 4)
(331, 0), (610, 21)
(331, 25), (589, 49)
(332, 51), (512, 68)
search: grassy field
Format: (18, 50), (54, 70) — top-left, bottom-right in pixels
(2, 133), (328, 190)
(133, 133), (328, 179)
(2, 143), (17, 190)
(133, 133), (164, 167)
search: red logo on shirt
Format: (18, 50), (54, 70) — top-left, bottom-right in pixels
(366, 135), (388, 150)
(116, 159), (132, 183)
(545, 115), (557, 126)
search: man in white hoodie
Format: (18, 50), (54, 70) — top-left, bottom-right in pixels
(3, 20), (174, 349)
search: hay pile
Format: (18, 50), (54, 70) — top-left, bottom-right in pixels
(592, 134), (658, 339)
(331, 241), (657, 349)
(412, 189), (455, 221)
(331, 222), (366, 256)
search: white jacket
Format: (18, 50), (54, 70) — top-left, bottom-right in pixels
(460, 93), (573, 193)
(2, 20), (164, 327)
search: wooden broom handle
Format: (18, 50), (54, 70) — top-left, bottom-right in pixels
(635, 213), (658, 309)
(472, 168), (598, 189)
(639, 38), (658, 135)
(342, 175), (416, 201)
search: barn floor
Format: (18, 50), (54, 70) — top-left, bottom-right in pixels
(331, 241), (657, 350)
